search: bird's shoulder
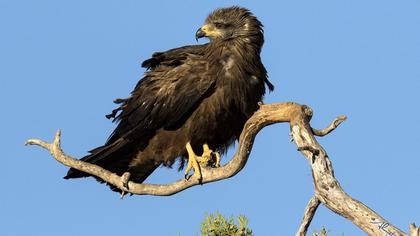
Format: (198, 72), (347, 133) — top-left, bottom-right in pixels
(141, 44), (208, 70)
(105, 44), (215, 144)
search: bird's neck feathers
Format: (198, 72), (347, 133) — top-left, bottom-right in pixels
(233, 17), (265, 52)
(208, 35), (263, 59)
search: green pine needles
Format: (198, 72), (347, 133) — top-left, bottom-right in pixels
(199, 212), (329, 236)
(200, 212), (253, 236)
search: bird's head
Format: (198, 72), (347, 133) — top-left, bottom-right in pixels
(196, 6), (263, 44)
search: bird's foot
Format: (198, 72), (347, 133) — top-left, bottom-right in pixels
(213, 152), (221, 168)
(120, 172), (131, 199)
(197, 143), (221, 168)
(184, 143), (222, 182)
(184, 142), (203, 182)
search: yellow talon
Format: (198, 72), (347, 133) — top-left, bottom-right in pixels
(184, 142), (203, 181)
(214, 152), (221, 168)
(197, 143), (212, 163)
(184, 142), (222, 181)
(201, 143), (221, 168)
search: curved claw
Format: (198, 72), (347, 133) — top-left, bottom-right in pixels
(200, 144), (213, 162)
(121, 172), (131, 189)
(197, 144), (221, 168)
(214, 152), (221, 168)
(184, 142), (222, 181)
(184, 142), (203, 182)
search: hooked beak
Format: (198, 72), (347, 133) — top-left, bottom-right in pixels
(195, 27), (206, 41)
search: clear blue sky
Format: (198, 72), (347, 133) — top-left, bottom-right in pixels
(2, 0), (419, 235)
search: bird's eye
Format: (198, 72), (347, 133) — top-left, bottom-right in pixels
(214, 22), (224, 28)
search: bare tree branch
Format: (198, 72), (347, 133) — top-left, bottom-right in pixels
(410, 224), (420, 236)
(296, 196), (321, 236)
(26, 102), (416, 235)
(289, 105), (408, 236)
(312, 115), (347, 136)
(26, 102), (298, 196)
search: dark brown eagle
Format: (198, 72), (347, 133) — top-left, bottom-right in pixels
(65, 6), (274, 191)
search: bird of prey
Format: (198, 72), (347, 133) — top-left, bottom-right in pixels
(65, 6), (274, 192)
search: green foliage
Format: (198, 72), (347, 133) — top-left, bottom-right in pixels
(200, 212), (253, 236)
(199, 213), (330, 236)
(312, 227), (328, 236)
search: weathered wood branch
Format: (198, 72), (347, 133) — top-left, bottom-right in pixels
(26, 102), (416, 235)
(410, 224), (420, 236)
(296, 196), (321, 236)
(287, 105), (413, 236)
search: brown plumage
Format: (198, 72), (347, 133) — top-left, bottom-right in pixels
(65, 6), (274, 191)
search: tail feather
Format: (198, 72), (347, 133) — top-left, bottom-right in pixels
(64, 140), (160, 193)
(64, 138), (129, 179)
(64, 146), (111, 179)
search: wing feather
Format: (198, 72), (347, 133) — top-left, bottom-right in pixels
(107, 46), (214, 145)
(141, 44), (207, 69)
(66, 45), (214, 178)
